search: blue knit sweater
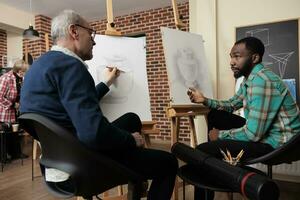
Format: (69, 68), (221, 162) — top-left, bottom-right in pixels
(20, 51), (136, 151)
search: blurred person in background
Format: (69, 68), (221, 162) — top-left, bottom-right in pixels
(0, 59), (29, 160)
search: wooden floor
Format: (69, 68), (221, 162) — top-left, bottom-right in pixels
(0, 138), (299, 200)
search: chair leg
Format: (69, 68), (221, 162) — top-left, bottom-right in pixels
(1, 132), (5, 172)
(182, 180), (186, 200)
(267, 165), (273, 179)
(227, 192), (233, 200)
(204, 189), (209, 200)
(32, 139), (34, 181)
(127, 181), (142, 200)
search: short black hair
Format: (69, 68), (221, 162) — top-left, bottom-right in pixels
(235, 37), (265, 63)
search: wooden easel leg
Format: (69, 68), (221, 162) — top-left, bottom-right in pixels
(171, 117), (177, 145)
(171, 117), (180, 200)
(188, 116), (197, 147)
(172, 176), (179, 200)
(103, 191), (110, 197)
(118, 185), (123, 195)
(171, 117), (180, 145)
(143, 134), (151, 148)
(33, 139), (38, 160)
(227, 192), (233, 200)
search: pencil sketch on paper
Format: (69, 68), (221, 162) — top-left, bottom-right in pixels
(92, 54), (134, 104)
(86, 35), (152, 121)
(161, 27), (213, 104)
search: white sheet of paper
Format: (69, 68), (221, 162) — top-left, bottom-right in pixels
(86, 35), (152, 121)
(161, 27), (213, 104)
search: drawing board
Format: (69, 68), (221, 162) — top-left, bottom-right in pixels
(161, 27), (213, 104)
(86, 35), (152, 121)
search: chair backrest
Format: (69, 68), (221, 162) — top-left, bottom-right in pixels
(243, 133), (300, 165)
(19, 113), (143, 198)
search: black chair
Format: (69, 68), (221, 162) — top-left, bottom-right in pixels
(19, 113), (145, 200)
(241, 133), (300, 178)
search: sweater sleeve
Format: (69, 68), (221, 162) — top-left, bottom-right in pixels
(95, 82), (110, 100)
(49, 60), (136, 151)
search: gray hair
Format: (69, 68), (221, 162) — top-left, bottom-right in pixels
(51, 10), (84, 43)
(12, 59), (28, 73)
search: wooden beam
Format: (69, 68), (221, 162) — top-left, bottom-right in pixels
(105, 0), (121, 36)
(45, 33), (50, 51)
(171, 0), (185, 29)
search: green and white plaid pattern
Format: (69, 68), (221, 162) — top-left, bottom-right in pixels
(207, 64), (300, 148)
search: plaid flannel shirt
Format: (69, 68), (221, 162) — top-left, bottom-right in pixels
(0, 70), (18, 123)
(207, 64), (300, 148)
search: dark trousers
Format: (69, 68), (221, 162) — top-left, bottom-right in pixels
(194, 109), (274, 200)
(0, 123), (22, 160)
(6, 132), (22, 159)
(108, 112), (178, 200)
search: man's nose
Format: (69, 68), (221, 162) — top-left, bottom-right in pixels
(230, 58), (235, 66)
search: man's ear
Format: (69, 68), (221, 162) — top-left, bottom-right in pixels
(252, 53), (260, 64)
(68, 24), (79, 40)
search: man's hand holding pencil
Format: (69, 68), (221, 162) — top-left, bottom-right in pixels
(104, 66), (121, 86)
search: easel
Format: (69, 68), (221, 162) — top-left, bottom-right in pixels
(166, 104), (209, 147)
(104, 0), (160, 147)
(167, 1), (209, 200)
(31, 33), (50, 183)
(87, 1), (159, 199)
(166, 104), (209, 200)
(105, 0), (121, 36)
(171, 0), (186, 29)
(32, 33), (50, 161)
(24, 45), (29, 65)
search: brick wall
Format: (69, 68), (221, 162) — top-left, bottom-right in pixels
(90, 2), (190, 141)
(23, 15), (52, 61)
(5, 2), (191, 142)
(0, 29), (7, 68)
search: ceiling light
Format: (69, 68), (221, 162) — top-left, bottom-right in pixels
(23, 0), (40, 40)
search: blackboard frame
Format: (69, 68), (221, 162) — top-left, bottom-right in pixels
(235, 19), (300, 104)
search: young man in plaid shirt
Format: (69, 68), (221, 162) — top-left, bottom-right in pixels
(187, 37), (300, 200)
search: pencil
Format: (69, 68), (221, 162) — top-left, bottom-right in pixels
(226, 148), (232, 162)
(106, 66), (125, 72)
(236, 149), (244, 162)
(220, 148), (229, 161)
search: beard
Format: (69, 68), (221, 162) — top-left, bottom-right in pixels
(233, 57), (254, 79)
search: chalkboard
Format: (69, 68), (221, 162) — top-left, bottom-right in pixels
(236, 19), (299, 104)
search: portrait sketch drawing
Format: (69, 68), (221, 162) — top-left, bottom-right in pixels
(86, 35), (152, 121)
(161, 27), (213, 104)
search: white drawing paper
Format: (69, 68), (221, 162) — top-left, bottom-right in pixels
(161, 27), (213, 104)
(86, 35), (152, 121)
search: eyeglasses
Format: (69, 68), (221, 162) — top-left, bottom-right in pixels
(74, 24), (96, 40)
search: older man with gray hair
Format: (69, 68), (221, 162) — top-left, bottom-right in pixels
(20, 10), (177, 200)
